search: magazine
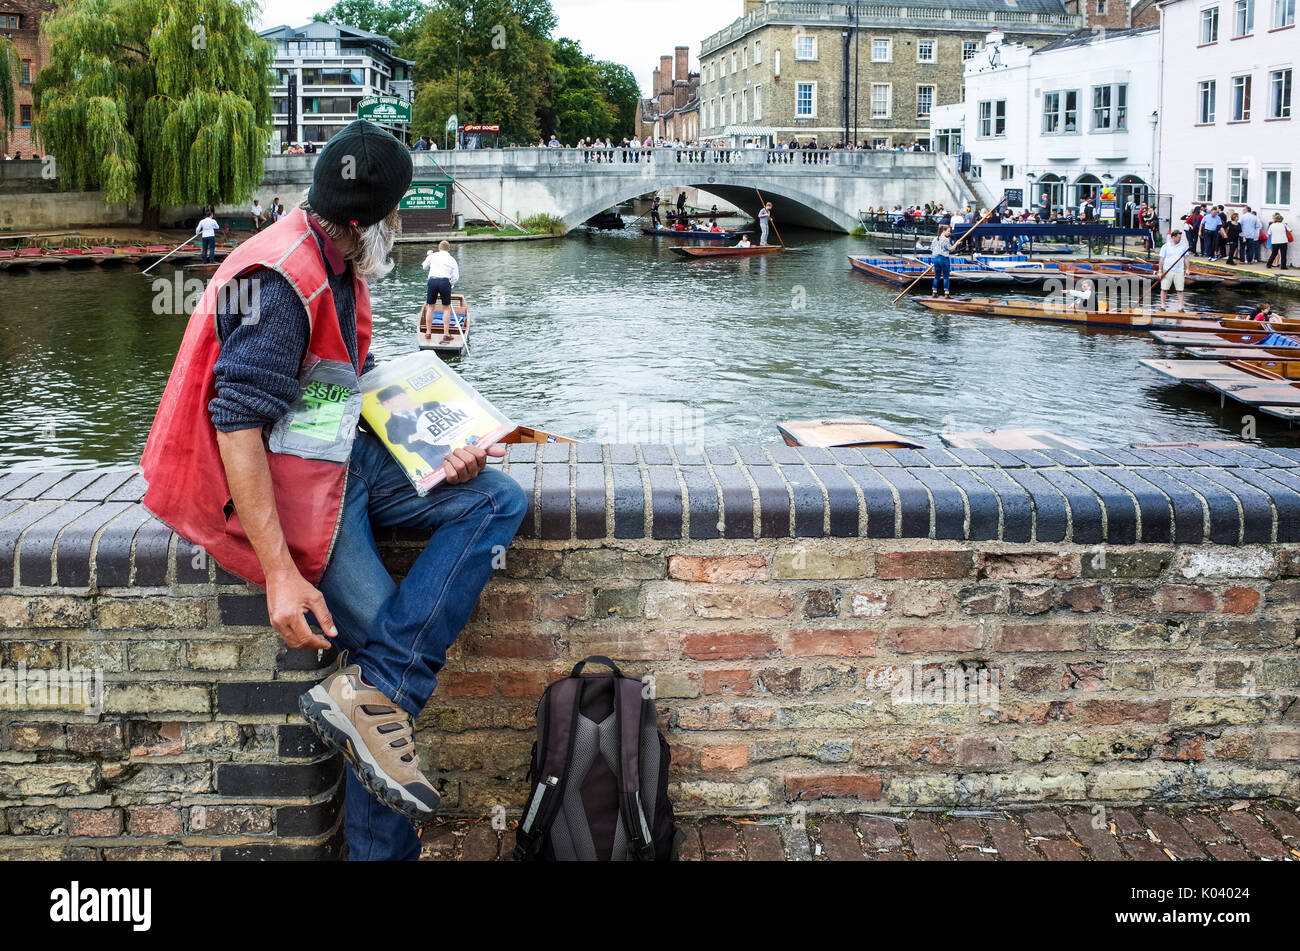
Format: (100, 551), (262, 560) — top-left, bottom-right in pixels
(359, 351), (514, 495)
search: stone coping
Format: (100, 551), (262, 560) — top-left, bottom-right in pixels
(4, 444), (1300, 589)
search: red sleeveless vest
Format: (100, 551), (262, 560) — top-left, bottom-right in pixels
(139, 208), (372, 586)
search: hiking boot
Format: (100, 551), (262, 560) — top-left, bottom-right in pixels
(299, 664), (440, 820)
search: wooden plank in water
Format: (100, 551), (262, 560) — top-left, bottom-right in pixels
(777, 419), (924, 449)
(941, 429), (1090, 451)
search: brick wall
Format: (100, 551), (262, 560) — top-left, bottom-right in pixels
(2, 0), (56, 156)
(1, 444), (1298, 858)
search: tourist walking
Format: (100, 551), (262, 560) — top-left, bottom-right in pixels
(1158, 229), (1190, 312)
(194, 209), (220, 263)
(930, 224), (954, 298)
(1240, 207), (1263, 263)
(758, 202), (773, 246)
(138, 119), (527, 862)
(1266, 213), (1292, 269)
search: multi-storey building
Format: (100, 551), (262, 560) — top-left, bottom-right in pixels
(1156, 0), (1296, 228)
(0, 0), (55, 156)
(930, 26), (1160, 215)
(697, 0), (1083, 149)
(260, 22), (414, 148)
(638, 47), (701, 142)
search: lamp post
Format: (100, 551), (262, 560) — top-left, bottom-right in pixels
(455, 36), (462, 150)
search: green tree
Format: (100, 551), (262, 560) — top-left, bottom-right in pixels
(33, 0), (273, 225)
(594, 60), (640, 139)
(545, 37), (614, 143)
(408, 0), (556, 145)
(314, 0), (429, 53)
(0, 39), (17, 154)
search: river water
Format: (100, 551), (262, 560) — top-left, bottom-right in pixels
(0, 225), (1290, 469)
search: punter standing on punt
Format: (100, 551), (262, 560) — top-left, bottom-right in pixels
(422, 239), (460, 344)
(759, 202), (774, 245)
(1158, 228), (1189, 313)
(138, 119), (527, 861)
(929, 224), (954, 298)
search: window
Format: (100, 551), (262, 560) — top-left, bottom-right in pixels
(1201, 6), (1220, 42)
(731, 51), (738, 73)
(1091, 83), (1127, 129)
(1274, 0), (1296, 26)
(774, 49), (781, 76)
(917, 40), (936, 63)
(720, 56), (726, 78)
(743, 47), (749, 69)
(1001, 164), (1015, 180)
(19, 104), (31, 126)
(978, 99), (1006, 135)
(1232, 74), (1253, 119)
(755, 40), (762, 64)
(796, 82), (816, 116)
(873, 137), (889, 149)
(3, 14), (18, 27)
(872, 83), (891, 118)
(917, 84), (934, 117)
(1266, 168), (1292, 204)
(796, 35), (817, 60)
(1229, 167), (1250, 202)
(754, 84), (762, 120)
(1196, 167), (1215, 201)
(963, 41), (978, 60)
(19, 59), (30, 84)
(731, 92), (737, 122)
(1235, 0), (1256, 33)
(970, 165), (983, 179)
(1098, 0), (1107, 11)
(742, 90), (749, 122)
(1042, 89), (1079, 132)
(1198, 79), (1217, 122)
(1270, 68), (1292, 117)
(873, 38), (891, 62)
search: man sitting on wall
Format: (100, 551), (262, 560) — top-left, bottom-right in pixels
(138, 119), (528, 861)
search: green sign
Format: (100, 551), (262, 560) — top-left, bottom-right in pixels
(400, 182), (450, 210)
(358, 95), (412, 124)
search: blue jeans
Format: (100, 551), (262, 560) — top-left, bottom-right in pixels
(318, 428), (528, 860)
(201, 236), (216, 263)
(931, 256), (951, 294)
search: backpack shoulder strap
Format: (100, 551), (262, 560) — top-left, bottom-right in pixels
(613, 676), (656, 861)
(513, 676), (583, 861)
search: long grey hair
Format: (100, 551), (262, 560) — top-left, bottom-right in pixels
(299, 200), (402, 280)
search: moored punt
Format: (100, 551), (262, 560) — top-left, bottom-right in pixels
(1140, 357), (1300, 393)
(0, 242), (235, 272)
(673, 245), (782, 258)
(849, 254), (1054, 288)
(1182, 345), (1300, 360)
(913, 296), (1242, 330)
(1208, 377), (1300, 409)
(777, 418), (925, 449)
(642, 227), (753, 240)
(940, 429), (1089, 451)
(501, 426), (578, 445)
(416, 294), (470, 356)
(1149, 329), (1291, 347)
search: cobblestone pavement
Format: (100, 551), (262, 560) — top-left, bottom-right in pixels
(418, 803), (1300, 861)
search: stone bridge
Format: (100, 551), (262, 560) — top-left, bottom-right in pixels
(259, 148), (974, 234)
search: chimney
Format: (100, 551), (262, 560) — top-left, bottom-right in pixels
(674, 46), (689, 83)
(745, 0), (764, 13)
(659, 56), (673, 91)
(652, 67), (661, 101)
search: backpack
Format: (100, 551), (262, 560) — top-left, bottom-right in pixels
(513, 656), (684, 861)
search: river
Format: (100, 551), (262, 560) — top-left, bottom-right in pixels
(0, 224), (1289, 469)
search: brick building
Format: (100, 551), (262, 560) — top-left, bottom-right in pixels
(698, 0), (1086, 149)
(1, 0), (55, 156)
(1061, 0), (1160, 29)
(638, 47), (701, 143)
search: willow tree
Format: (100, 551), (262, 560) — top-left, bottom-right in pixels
(33, 0), (273, 225)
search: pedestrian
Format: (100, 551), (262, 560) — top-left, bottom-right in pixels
(138, 119), (527, 862)
(1223, 212), (1242, 265)
(1158, 228), (1190, 312)
(1183, 206), (1203, 255)
(194, 208), (220, 263)
(1139, 203), (1158, 251)
(1266, 213), (1292, 269)
(250, 198), (265, 231)
(1200, 205), (1223, 259)
(758, 201), (773, 246)
(1240, 207), (1263, 263)
(421, 239), (461, 344)
(930, 224), (954, 298)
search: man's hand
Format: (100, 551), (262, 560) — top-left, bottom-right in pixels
(265, 566), (337, 649)
(443, 444), (507, 484)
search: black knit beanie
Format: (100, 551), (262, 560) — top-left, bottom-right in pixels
(307, 119), (413, 228)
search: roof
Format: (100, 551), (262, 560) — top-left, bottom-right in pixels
(260, 21), (400, 49)
(778, 0), (1070, 13)
(1032, 24), (1159, 53)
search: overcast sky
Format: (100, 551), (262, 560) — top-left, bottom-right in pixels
(255, 0), (741, 96)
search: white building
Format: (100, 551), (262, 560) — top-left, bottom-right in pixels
(260, 22), (415, 148)
(1156, 0), (1296, 229)
(931, 27), (1159, 216)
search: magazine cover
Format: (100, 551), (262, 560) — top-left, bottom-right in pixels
(359, 351), (514, 495)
